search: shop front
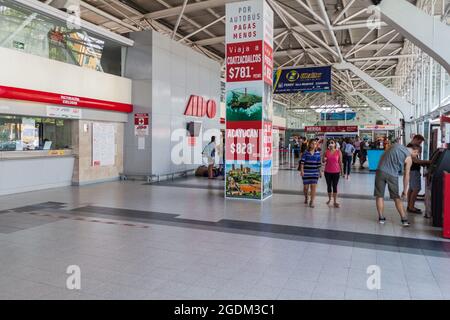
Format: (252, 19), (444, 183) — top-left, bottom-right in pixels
(0, 0), (133, 195)
(0, 85), (131, 195)
(304, 125), (359, 140)
(358, 124), (399, 143)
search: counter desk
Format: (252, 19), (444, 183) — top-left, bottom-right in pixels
(0, 150), (75, 195)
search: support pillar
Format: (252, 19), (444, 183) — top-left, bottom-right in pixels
(225, 0), (274, 200)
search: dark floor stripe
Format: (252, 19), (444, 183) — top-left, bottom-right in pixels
(66, 205), (450, 258)
(279, 167), (375, 175)
(145, 182), (388, 201)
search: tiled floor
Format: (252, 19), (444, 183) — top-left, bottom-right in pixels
(0, 169), (448, 300)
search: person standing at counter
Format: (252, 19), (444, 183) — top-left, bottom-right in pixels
(374, 143), (421, 226)
(407, 134), (429, 214)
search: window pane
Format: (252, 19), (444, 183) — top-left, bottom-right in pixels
(0, 115), (72, 151)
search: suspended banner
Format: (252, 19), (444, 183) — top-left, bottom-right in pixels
(273, 66), (332, 94)
(320, 112), (356, 121)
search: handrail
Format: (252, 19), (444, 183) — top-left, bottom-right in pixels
(119, 169), (195, 183)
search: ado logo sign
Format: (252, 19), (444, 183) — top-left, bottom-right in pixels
(184, 95), (217, 119)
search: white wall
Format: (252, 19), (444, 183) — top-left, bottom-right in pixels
(273, 115), (286, 129)
(151, 31), (221, 175)
(0, 47), (131, 104)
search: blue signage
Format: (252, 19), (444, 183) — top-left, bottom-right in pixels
(273, 66), (332, 94)
(320, 112), (356, 121)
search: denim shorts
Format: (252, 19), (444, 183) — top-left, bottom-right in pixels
(409, 170), (421, 191)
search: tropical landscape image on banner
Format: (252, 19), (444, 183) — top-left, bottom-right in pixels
(226, 85), (263, 121)
(225, 161), (262, 199)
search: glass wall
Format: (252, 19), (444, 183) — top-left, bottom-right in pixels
(0, 115), (72, 151)
(273, 101), (287, 118)
(0, 0), (123, 76)
(394, 0), (450, 121)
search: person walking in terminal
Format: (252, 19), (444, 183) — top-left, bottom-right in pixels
(299, 139), (322, 208)
(374, 143), (421, 226)
(342, 138), (355, 179)
(359, 138), (369, 169)
(202, 136), (216, 179)
(353, 136), (361, 166)
(323, 139), (343, 208)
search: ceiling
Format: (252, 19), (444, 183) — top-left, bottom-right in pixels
(41, 0), (423, 120)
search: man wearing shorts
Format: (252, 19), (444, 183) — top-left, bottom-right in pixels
(406, 135), (430, 214)
(374, 143), (420, 226)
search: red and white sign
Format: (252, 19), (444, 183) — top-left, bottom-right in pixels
(262, 121), (272, 160)
(226, 120), (262, 161)
(226, 41), (263, 82)
(134, 113), (149, 136)
(305, 125), (359, 133)
(225, 0), (273, 84)
(184, 95), (217, 119)
(225, 0), (264, 44)
(263, 42), (273, 85)
(225, 0), (274, 200)
(0, 85), (132, 113)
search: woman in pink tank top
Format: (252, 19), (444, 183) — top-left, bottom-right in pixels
(323, 139), (343, 208)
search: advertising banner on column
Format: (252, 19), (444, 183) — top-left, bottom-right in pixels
(225, 0), (273, 200)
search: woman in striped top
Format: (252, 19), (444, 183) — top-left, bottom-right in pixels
(300, 139), (322, 208)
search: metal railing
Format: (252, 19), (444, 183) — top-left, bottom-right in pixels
(120, 169), (195, 183)
(279, 146), (301, 169)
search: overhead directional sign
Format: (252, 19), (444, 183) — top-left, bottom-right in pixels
(273, 66), (332, 94)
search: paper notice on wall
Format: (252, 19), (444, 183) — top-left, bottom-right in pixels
(92, 122), (115, 166)
(138, 136), (145, 150)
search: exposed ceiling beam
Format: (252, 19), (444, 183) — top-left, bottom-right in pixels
(144, 0), (240, 20)
(347, 54), (417, 62)
(80, 1), (140, 32)
(194, 21), (387, 46)
(172, 0), (189, 39)
(274, 42), (403, 58)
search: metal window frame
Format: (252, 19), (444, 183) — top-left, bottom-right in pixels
(10, 0), (134, 46)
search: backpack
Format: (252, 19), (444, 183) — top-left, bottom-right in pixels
(202, 142), (215, 157)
